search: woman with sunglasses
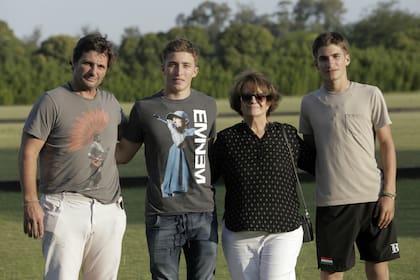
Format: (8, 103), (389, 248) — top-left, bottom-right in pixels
(210, 70), (315, 280)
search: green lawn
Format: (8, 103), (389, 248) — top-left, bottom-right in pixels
(1, 179), (419, 279)
(1, 93), (420, 180)
(1, 93), (419, 278)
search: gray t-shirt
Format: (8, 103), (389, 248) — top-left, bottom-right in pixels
(23, 83), (122, 203)
(124, 89), (217, 215)
(299, 82), (392, 206)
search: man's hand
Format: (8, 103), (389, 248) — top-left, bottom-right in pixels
(23, 201), (44, 239)
(375, 196), (395, 229)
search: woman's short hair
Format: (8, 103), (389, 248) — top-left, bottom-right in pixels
(229, 70), (281, 116)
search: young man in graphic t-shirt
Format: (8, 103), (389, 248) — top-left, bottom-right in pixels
(116, 38), (218, 279)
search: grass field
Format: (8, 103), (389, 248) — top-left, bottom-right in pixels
(1, 179), (419, 279)
(0, 93), (419, 279)
(1, 93), (420, 180)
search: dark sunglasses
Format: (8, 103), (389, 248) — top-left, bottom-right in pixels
(240, 93), (272, 103)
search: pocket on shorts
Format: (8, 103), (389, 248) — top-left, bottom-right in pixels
(41, 194), (63, 213)
(145, 215), (160, 227)
(41, 194), (64, 232)
(117, 196), (125, 210)
(145, 215), (179, 229)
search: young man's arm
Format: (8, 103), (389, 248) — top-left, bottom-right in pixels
(303, 134), (315, 149)
(18, 133), (45, 239)
(375, 125), (397, 229)
(115, 137), (142, 164)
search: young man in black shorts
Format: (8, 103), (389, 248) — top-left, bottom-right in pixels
(299, 31), (400, 279)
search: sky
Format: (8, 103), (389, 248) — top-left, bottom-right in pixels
(1, 0), (419, 44)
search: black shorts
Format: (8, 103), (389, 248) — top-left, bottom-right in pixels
(316, 202), (400, 272)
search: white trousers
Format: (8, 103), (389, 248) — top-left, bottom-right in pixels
(222, 222), (303, 280)
(41, 192), (126, 280)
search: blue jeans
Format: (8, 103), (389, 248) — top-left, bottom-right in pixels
(146, 211), (218, 280)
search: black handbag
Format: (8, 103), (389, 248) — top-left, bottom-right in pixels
(282, 126), (314, 243)
(300, 212), (314, 243)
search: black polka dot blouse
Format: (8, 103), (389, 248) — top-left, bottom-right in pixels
(211, 122), (315, 233)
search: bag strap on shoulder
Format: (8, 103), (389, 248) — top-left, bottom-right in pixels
(281, 125), (311, 219)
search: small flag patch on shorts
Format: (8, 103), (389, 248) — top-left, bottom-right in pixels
(320, 257), (333, 265)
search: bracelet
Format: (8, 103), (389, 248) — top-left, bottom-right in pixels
(23, 200), (40, 206)
(380, 191), (396, 200)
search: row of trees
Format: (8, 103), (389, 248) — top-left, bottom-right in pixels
(0, 0), (419, 105)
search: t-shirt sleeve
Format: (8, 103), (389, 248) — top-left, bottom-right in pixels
(123, 102), (144, 143)
(299, 95), (313, 135)
(23, 94), (57, 140)
(371, 87), (392, 130)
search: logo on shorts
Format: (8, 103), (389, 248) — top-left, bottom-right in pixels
(320, 257), (333, 265)
(390, 243), (400, 254)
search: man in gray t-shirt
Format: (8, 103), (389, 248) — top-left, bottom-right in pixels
(117, 38), (218, 279)
(299, 31), (399, 279)
(19, 33), (126, 280)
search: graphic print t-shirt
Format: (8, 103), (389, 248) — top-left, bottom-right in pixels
(23, 84), (122, 203)
(124, 89), (217, 215)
